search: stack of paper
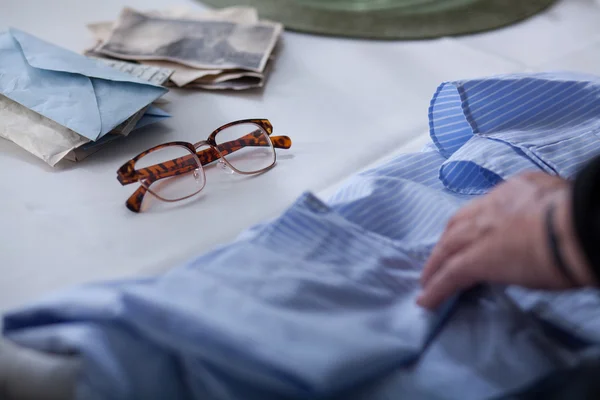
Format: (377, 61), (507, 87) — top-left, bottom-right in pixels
(86, 7), (283, 91)
(0, 29), (171, 166)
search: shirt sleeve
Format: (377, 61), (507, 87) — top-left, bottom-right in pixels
(572, 154), (600, 281)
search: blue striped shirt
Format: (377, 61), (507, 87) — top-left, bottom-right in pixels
(5, 72), (600, 400)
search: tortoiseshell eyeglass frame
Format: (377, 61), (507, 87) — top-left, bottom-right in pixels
(116, 119), (292, 213)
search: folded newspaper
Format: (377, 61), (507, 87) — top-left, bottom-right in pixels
(86, 6), (283, 90)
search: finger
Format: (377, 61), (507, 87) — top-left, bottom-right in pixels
(519, 171), (567, 191)
(417, 255), (477, 310)
(519, 171), (550, 182)
(417, 240), (494, 309)
(446, 198), (486, 231)
(420, 220), (481, 286)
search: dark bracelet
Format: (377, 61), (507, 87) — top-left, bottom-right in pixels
(546, 204), (580, 287)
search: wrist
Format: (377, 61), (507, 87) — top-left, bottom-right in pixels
(554, 194), (596, 286)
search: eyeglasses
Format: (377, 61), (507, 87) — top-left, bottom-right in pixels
(116, 119), (292, 212)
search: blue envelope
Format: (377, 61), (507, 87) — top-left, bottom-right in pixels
(135, 105), (171, 130)
(0, 28), (167, 141)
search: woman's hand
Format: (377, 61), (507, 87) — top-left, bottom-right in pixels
(417, 172), (594, 310)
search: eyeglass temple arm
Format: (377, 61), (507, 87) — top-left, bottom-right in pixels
(122, 131), (292, 212)
(126, 185), (149, 213)
(195, 134), (291, 166)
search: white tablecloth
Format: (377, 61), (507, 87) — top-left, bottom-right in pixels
(2, 0), (600, 310)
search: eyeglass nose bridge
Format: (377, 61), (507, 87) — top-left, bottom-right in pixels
(193, 139), (234, 173)
(193, 139), (212, 148)
(193, 139), (223, 158)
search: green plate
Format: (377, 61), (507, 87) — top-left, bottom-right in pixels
(199, 0), (557, 39)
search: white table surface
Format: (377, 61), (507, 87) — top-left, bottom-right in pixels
(2, 0), (600, 311)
